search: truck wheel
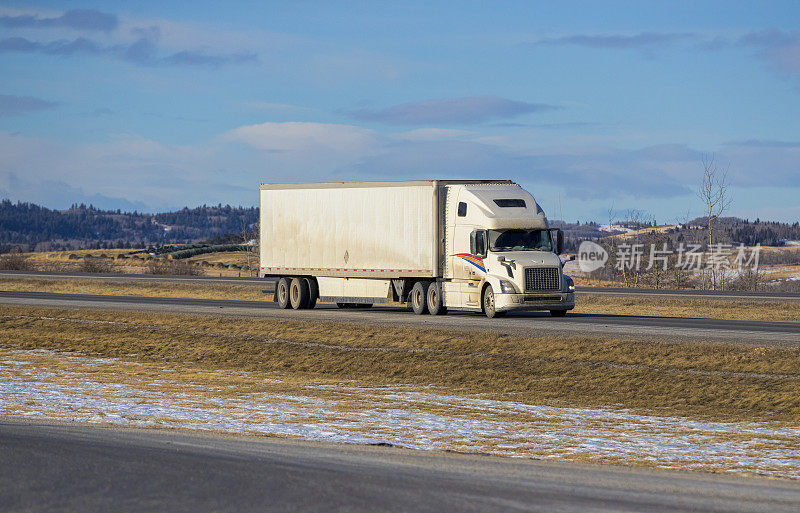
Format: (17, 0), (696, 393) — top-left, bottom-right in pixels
(427, 282), (447, 315)
(410, 281), (429, 315)
(304, 277), (318, 309)
(276, 277), (291, 309)
(290, 277), (309, 309)
(550, 309), (567, 317)
(483, 286), (499, 318)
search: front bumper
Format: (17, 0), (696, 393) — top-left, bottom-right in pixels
(494, 291), (575, 312)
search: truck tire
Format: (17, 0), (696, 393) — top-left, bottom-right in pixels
(550, 309), (567, 317)
(483, 286), (500, 318)
(304, 277), (318, 309)
(290, 277), (309, 310)
(410, 281), (429, 315)
(426, 282), (447, 315)
(276, 277), (291, 309)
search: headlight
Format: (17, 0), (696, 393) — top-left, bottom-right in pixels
(565, 276), (575, 292)
(499, 280), (517, 293)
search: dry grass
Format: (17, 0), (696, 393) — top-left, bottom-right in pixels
(762, 265), (800, 280)
(6, 347), (798, 477)
(574, 295), (800, 322)
(1, 304), (799, 423)
(185, 251), (252, 266)
(0, 277), (269, 301)
(17, 249), (253, 277)
(608, 225), (678, 240)
(570, 276), (621, 287)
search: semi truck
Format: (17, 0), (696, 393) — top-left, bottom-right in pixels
(259, 180), (574, 318)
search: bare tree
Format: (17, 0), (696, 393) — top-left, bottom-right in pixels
(241, 220), (259, 277)
(669, 209), (695, 289)
(605, 204), (617, 285)
(622, 208), (652, 288)
(697, 154), (732, 290)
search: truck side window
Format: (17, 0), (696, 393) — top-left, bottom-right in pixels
(457, 202), (467, 217)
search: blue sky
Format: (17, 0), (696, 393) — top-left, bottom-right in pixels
(0, 1), (798, 223)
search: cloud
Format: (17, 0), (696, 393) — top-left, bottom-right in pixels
(0, 94), (58, 117)
(349, 96), (560, 125)
(224, 122), (381, 175)
(725, 139), (800, 148)
(737, 29), (796, 48)
(393, 128), (475, 141)
(630, 144), (703, 162)
(2, 120), (797, 215)
(0, 9), (118, 32)
(720, 142), (800, 187)
(226, 121), (377, 152)
(491, 121), (600, 129)
(526, 29), (800, 78)
(0, 131), (231, 211)
(340, 137), (693, 200)
(0, 35), (257, 67)
(86, 107), (115, 117)
(528, 32), (694, 49)
(239, 102), (321, 117)
(163, 50), (257, 66)
(736, 30), (800, 75)
(1, 173), (149, 212)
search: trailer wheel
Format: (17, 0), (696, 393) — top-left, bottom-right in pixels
(304, 278), (318, 309)
(426, 282), (447, 315)
(276, 278), (291, 309)
(290, 277), (309, 310)
(410, 281), (429, 315)
(550, 309), (567, 317)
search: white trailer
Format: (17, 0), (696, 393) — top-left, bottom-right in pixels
(259, 180), (574, 317)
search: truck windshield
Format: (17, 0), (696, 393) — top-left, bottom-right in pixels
(489, 229), (552, 252)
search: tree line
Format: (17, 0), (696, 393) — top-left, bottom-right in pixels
(0, 200), (258, 252)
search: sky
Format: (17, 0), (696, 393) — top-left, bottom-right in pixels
(0, 1), (799, 223)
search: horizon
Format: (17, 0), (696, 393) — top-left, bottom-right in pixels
(1, 1), (799, 223)
(4, 196), (796, 227)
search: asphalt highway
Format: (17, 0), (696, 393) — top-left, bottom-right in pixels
(3, 270), (800, 301)
(2, 420), (799, 513)
(0, 289), (798, 346)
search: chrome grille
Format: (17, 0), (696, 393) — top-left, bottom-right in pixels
(524, 267), (560, 292)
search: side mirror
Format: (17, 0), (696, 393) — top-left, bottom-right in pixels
(470, 230), (488, 258)
(549, 228), (564, 254)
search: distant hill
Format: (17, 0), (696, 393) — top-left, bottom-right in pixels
(552, 217), (800, 252)
(0, 200), (258, 252)
(4, 198), (798, 254)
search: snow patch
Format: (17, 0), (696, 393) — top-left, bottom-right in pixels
(2, 349), (799, 478)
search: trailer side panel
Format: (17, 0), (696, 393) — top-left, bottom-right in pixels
(260, 183), (438, 279)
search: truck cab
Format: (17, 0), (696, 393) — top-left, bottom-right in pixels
(443, 183), (574, 317)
